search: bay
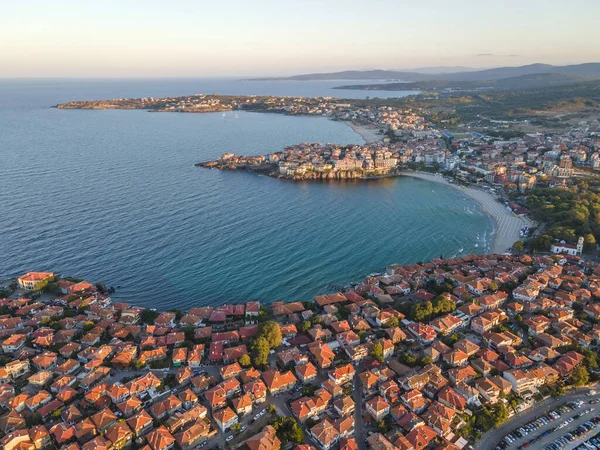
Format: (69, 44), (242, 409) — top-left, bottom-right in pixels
(0, 78), (492, 309)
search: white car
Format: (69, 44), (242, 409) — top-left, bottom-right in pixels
(226, 435), (234, 442)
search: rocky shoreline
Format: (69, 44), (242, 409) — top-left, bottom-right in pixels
(196, 160), (404, 181)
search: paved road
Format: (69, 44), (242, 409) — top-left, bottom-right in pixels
(353, 374), (366, 450)
(477, 385), (599, 450)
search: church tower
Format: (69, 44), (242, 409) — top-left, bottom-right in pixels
(577, 236), (584, 255)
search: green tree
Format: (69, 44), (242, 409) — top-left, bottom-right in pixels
(370, 342), (384, 362)
(299, 320), (311, 333)
(584, 233), (597, 252)
(571, 365), (589, 387)
(487, 282), (499, 292)
(513, 240), (525, 252)
(141, 309), (159, 325)
(26, 413), (42, 427)
(82, 321), (95, 332)
(251, 337), (270, 368)
(492, 402), (509, 427)
(419, 355), (433, 366)
(384, 317), (399, 328)
(239, 354), (251, 367)
(258, 321), (282, 349)
(289, 423), (304, 444)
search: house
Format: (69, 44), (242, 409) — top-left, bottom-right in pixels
(405, 424), (437, 450)
(295, 362), (318, 384)
(1, 334), (26, 354)
(90, 407), (118, 432)
(17, 272), (54, 290)
(407, 323), (436, 343)
(310, 419), (340, 450)
(147, 426), (176, 450)
(105, 421), (134, 449)
(213, 407), (238, 432)
(150, 394), (182, 420)
(247, 425), (281, 450)
(422, 401), (456, 437)
(262, 370), (297, 394)
(126, 410), (154, 437)
(220, 362), (243, 380)
(187, 344), (204, 367)
(401, 389), (428, 414)
(365, 395), (390, 421)
(232, 393), (253, 415)
(244, 379), (267, 404)
(442, 349), (469, 367)
(333, 395), (355, 417)
(291, 396), (317, 422)
(174, 419), (211, 450)
(328, 364), (355, 385)
(74, 418), (98, 445)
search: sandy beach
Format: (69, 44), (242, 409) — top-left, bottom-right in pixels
(403, 171), (534, 254)
(345, 121), (382, 143)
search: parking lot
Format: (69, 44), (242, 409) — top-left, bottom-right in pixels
(497, 399), (600, 450)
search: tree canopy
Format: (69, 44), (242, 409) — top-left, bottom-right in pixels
(258, 321), (282, 349)
(251, 337), (270, 368)
(370, 342), (384, 362)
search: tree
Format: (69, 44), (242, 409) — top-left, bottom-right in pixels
(251, 337), (270, 368)
(370, 342), (384, 362)
(141, 309), (159, 325)
(384, 317), (399, 328)
(299, 321), (311, 333)
(26, 413), (42, 427)
(571, 365), (589, 387)
(83, 321), (95, 332)
(487, 282), (498, 292)
(272, 417), (302, 444)
(134, 359), (146, 370)
(419, 355), (433, 366)
(258, 321), (282, 349)
(239, 354), (251, 367)
(513, 240), (525, 252)
(492, 402), (509, 427)
(289, 423), (304, 444)
(584, 233), (597, 252)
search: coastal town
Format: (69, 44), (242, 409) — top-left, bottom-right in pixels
(2, 250), (600, 450)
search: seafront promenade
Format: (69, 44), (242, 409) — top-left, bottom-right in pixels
(403, 172), (533, 254)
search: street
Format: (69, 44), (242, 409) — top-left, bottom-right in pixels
(353, 374), (366, 450)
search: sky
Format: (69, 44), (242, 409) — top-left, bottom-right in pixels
(2, 0), (600, 77)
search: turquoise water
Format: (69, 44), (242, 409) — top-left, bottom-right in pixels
(0, 79), (493, 308)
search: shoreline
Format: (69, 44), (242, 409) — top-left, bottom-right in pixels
(344, 120), (382, 143)
(402, 171), (534, 254)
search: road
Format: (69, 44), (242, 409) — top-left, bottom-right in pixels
(477, 385), (599, 450)
(353, 374), (366, 450)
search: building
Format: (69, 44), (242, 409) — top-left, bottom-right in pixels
(550, 237), (584, 256)
(17, 272), (54, 291)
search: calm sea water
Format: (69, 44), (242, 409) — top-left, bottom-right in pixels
(0, 79), (493, 309)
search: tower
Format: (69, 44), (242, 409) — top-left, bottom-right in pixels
(577, 236), (584, 255)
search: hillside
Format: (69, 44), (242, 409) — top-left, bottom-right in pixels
(252, 63), (600, 83)
(334, 73), (591, 92)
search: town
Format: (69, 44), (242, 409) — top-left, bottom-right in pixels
(2, 249), (600, 450)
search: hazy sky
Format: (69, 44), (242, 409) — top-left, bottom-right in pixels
(2, 0), (599, 77)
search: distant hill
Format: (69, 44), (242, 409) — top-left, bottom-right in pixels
(335, 73), (593, 92)
(251, 63), (600, 82)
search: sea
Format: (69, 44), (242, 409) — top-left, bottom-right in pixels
(0, 78), (494, 309)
